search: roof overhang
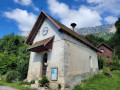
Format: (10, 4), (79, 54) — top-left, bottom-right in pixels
(25, 10), (100, 53)
(25, 11), (61, 45)
(27, 36), (54, 53)
(97, 42), (113, 51)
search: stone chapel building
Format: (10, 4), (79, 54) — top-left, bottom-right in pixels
(25, 10), (99, 89)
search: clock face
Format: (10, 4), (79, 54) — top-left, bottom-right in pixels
(42, 27), (48, 36)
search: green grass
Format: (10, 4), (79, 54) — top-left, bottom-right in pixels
(0, 80), (34, 90)
(73, 70), (120, 90)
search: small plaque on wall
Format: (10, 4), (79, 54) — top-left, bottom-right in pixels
(51, 68), (58, 81)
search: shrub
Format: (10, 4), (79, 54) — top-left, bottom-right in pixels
(30, 80), (35, 84)
(3, 70), (20, 82)
(103, 66), (110, 73)
(105, 60), (112, 67)
(0, 74), (2, 80)
(110, 65), (120, 71)
(0, 52), (17, 75)
(19, 81), (31, 85)
(38, 76), (50, 88)
(16, 59), (29, 80)
(98, 57), (105, 69)
(110, 54), (120, 71)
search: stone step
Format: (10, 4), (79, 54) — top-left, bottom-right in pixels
(31, 84), (39, 88)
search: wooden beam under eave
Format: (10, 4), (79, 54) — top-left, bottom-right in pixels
(29, 16), (45, 44)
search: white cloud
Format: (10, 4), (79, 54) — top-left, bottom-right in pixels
(47, 0), (102, 28)
(14, 0), (32, 6)
(87, 0), (104, 4)
(32, 5), (39, 11)
(104, 16), (117, 24)
(14, 0), (39, 11)
(87, 0), (120, 15)
(4, 8), (37, 34)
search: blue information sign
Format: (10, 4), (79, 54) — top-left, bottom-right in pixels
(51, 68), (58, 81)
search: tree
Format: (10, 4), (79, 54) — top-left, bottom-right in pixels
(106, 18), (120, 59)
(115, 18), (120, 34)
(84, 34), (105, 46)
(0, 34), (25, 55)
(0, 34), (30, 80)
(0, 52), (17, 74)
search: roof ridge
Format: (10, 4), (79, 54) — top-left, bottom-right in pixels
(25, 10), (100, 52)
(97, 42), (113, 51)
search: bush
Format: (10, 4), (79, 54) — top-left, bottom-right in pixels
(98, 57), (105, 69)
(0, 74), (2, 80)
(19, 81), (31, 85)
(0, 34), (30, 80)
(105, 60), (112, 67)
(3, 70), (20, 82)
(103, 66), (110, 73)
(38, 76), (50, 88)
(30, 80), (35, 84)
(110, 54), (120, 71)
(16, 59), (29, 80)
(110, 65), (120, 71)
(0, 52), (17, 75)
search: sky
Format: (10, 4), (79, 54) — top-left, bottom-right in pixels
(0, 0), (120, 38)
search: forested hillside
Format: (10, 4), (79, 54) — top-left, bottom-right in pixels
(73, 18), (120, 90)
(84, 18), (120, 59)
(95, 32), (114, 40)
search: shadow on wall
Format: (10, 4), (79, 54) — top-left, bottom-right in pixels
(32, 51), (52, 62)
(65, 68), (98, 89)
(33, 53), (42, 62)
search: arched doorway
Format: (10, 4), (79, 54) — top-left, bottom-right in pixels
(42, 53), (48, 76)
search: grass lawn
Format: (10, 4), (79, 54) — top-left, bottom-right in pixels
(73, 70), (120, 90)
(0, 80), (33, 90)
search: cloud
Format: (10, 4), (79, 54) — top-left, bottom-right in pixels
(87, 0), (120, 15)
(14, 0), (32, 6)
(47, 0), (102, 28)
(14, 0), (39, 11)
(4, 8), (37, 34)
(33, 6), (39, 11)
(87, 0), (104, 4)
(104, 16), (117, 24)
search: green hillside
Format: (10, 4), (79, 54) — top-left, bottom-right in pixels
(73, 70), (120, 90)
(95, 32), (114, 40)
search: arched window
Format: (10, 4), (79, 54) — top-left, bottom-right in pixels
(42, 53), (48, 76)
(43, 53), (48, 66)
(89, 56), (93, 68)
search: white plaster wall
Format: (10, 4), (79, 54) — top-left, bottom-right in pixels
(27, 52), (42, 81)
(33, 18), (62, 43)
(27, 17), (98, 90)
(63, 34), (98, 89)
(27, 18), (65, 87)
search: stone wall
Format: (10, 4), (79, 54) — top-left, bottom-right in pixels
(63, 34), (99, 89)
(27, 18), (66, 89)
(27, 17), (98, 90)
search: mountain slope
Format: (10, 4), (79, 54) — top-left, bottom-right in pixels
(75, 24), (116, 39)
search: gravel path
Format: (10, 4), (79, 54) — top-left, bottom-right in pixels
(0, 85), (19, 90)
